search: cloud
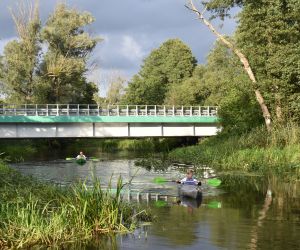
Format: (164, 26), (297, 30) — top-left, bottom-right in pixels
(121, 35), (145, 62)
(0, 0), (238, 82)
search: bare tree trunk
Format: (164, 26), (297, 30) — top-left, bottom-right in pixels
(275, 93), (283, 123)
(187, 0), (272, 131)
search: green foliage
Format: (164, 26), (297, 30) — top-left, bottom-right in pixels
(203, 41), (264, 133)
(235, 0), (300, 121)
(37, 4), (100, 103)
(0, 3), (100, 104)
(0, 6), (41, 103)
(164, 65), (206, 105)
(204, 0), (300, 122)
(0, 163), (149, 248)
(106, 75), (126, 104)
(169, 123), (300, 179)
(123, 39), (197, 104)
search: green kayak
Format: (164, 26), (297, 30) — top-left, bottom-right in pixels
(76, 158), (87, 165)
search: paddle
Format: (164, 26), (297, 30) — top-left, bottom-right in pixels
(206, 178), (222, 187)
(65, 157), (100, 162)
(153, 176), (222, 187)
(153, 177), (176, 184)
(154, 200), (222, 208)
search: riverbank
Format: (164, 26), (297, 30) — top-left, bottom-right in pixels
(169, 124), (300, 180)
(0, 162), (149, 249)
(0, 138), (196, 162)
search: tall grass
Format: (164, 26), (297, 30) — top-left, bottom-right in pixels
(169, 123), (300, 178)
(0, 162), (149, 249)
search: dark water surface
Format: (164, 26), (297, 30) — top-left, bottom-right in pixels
(12, 155), (300, 250)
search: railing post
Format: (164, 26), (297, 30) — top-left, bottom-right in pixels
(57, 104), (59, 116)
(108, 105), (110, 116)
(126, 105), (129, 116)
(97, 105), (100, 116)
(207, 106), (210, 116)
(190, 106), (192, 116)
(46, 104), (49, 116)
(181, 106), (184, 116)
(164, 106), (166, 116)
(88, 104), (90, 116)
(67, 104), (70, 116)
(136, 105), (138, 116)
(154, 105), (157, 116)
(77, 104), (79, 116)
(146, 105), (148, 116)
(36, 104), (38, 116)
(173, 105), (175, 116)
(25, 104), (27, 116)
(117, 105), (120, 116)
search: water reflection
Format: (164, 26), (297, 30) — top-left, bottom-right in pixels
(11, 157), (300, 250)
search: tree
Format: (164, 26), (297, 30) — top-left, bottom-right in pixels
(164, 65), (206, 105)
(187, 0), (272, 131)
(37, 4), (100, 103)
(234, 0), (300, 123)
(195, 0), (300, 124)
(106, 73), (126, 105)
(199, 41), (264, 134)
(0, 1), (41, 103)
(123, 39), (197, 104)
(0, 2), (100, 104)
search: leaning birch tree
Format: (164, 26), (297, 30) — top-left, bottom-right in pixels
(186, 0), (272, 131)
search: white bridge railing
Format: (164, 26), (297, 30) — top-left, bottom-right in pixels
(0, 104), (218, 117)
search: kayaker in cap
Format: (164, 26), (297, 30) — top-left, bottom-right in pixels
(76, 151), (86, 160)
(176, 169), (201, 186)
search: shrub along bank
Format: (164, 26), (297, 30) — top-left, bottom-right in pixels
(169, 124), (300, 180)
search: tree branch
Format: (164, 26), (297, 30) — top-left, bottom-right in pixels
(187, 0), (272, 130)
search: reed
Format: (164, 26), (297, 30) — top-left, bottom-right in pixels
(0, 162), (149, 249)
(169, 123), (300, 179)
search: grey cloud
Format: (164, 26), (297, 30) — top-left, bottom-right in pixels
(0, 0), (237, 81)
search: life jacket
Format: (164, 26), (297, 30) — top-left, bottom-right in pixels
(182, 177), (197, 185)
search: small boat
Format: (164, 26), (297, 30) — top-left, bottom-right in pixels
(178, 185), (201, 199)
(76, 158), (87, 165)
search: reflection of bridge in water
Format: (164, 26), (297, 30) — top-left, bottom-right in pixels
(0, 104), (219, 138)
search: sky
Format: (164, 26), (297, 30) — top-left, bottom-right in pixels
(0, 0), (238, 95)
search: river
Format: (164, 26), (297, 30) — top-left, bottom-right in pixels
(11, 153), (300, 250)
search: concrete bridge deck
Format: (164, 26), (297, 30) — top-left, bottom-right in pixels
(0, 104), (220, 138)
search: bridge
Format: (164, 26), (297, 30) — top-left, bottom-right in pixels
(0, 104), (219, 138)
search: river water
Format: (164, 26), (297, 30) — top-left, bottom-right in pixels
(11, 154), (300, 250)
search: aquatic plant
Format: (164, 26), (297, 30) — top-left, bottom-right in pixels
(0, 163), (150, 249)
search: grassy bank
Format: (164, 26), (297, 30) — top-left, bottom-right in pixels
(0, 162), (149, 249)
(169, 124), (300, 179)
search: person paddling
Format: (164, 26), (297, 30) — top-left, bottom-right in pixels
(76, 151), (86, 160)
(176, 169), (201, 186)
